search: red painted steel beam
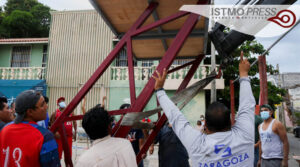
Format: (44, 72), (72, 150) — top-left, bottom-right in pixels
(59, 124), (72, 166)
(136, 54), (205, 164)
(132, 11), (189, 37)
(230, 80), (235, 125)
(167, 58), (199, 74)
(108, 108), (130, 115)
(216, 67), (222, 79)
(178, 54), (204, 91)
(65, 115), (84, 122)
(127, 38), (136, 104)
(258, 55), (268, 105)
(50, 2), (158, 133)
(114, 12), (201, 138)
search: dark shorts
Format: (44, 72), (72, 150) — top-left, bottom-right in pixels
(261, 158), (282, 167)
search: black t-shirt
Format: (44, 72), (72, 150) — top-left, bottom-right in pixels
(128, 128), (144, 155)
(128, 128), (144, 167)
(155, 125), (190, 167)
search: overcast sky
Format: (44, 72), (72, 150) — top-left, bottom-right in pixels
(0, 0), (299, 73)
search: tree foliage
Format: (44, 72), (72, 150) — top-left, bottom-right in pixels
(4, 0), (39, 15)
(0, 0), (51, 38)
(216, 40), (286, 111)
(2, 10), (34, 37)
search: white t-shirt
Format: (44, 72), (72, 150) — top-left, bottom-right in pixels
(76, 136), (137, 167)
(157, 77), (256, 167)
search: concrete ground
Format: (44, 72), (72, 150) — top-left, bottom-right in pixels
(62, 132), (300, 167)
(287, 133), (300, 167)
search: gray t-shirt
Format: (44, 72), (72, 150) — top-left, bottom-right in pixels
(157, 77), (256, 167)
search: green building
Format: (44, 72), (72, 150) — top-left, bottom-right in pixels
(0, 38), (48, 104)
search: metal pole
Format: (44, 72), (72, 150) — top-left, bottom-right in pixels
(258, 55), (268, 105)
(210, 0), (217, 103)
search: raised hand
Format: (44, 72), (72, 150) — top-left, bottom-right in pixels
(153, 68), (167, 90)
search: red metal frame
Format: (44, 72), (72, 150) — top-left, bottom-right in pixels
(50, 1), (211, 166)
(258, 55), (268, 105)
(113, 7), (204, 138)
(127, 38), (136, 104)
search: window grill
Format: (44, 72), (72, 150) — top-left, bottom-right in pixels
(11, 46), (31, 67)
(42, 45), (48, 67)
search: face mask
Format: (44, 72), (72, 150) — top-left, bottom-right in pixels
(260, 111), (270, 120)
(59, 101), (66, 109)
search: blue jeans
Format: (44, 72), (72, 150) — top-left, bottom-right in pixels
(254, 147), (259, 167)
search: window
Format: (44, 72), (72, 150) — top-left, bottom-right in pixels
(42, 45), (48, 67)
(11, 46), (31, 67)
(114, 48), (138, 67)
(115, 49), (128, 67)
(141, 60), (153, 67)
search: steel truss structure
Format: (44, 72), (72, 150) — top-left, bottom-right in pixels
(49, 1), (224, 166)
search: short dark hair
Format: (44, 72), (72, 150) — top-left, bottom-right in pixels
(119, 103), (130, 109)
(205, 102), (231, 132)
(82, 105), (113, 140)
(43, 96), (49, 104)
(0, 97), (8, 111)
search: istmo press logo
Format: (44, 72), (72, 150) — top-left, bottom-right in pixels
(180, 5), (300, 37)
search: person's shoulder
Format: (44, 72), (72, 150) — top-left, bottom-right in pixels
(29, 123), (55, 140)
(111, 137), (130, 143)
(76, 153), (94, 167)
(0, 122), (14, 132)
(111, 137), (133, 147)
(273, 119), (285, 129)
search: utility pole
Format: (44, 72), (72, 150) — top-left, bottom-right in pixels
(210, 0), (216, 103)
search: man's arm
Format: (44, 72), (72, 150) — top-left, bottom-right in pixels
(154, 69), (202, 152)
(276, 121), (289, 167)
(254, 140), (260, 148)
(101, 96), (106, 108)
(232, 52), (256, 141)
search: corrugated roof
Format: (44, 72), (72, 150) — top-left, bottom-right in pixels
(0, 38), (49, 44)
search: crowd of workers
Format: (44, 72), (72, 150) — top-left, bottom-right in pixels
(0, 53), (290, 167)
